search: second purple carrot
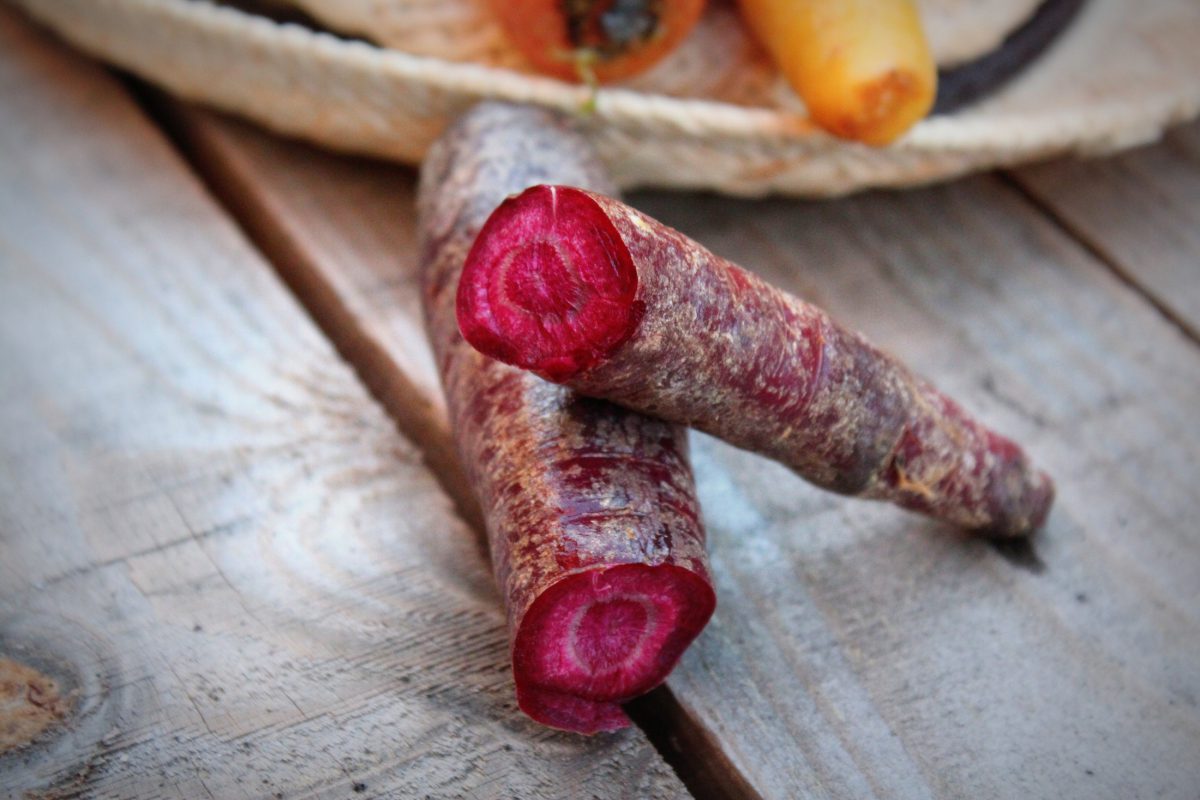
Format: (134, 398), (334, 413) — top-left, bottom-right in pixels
(457, 185), (1053, 536)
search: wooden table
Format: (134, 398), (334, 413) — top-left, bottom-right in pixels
(2, 7), (1198, 799)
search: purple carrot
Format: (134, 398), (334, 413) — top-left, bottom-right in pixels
(418, 105), (714, 734)
(457, 184), (1054, 536)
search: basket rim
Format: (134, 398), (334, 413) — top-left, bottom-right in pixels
(14, 0), (1200, 195)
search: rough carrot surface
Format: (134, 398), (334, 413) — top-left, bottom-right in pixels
(418, 104), (714, 734)
(458, 185), (1054, 536)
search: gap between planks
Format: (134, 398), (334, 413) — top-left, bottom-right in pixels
(134, 81), (485, 534)
(999, 171), (1200, 346)
(135, 85), (756, 800)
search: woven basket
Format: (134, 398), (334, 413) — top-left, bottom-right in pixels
(13, 0), (1200, 196)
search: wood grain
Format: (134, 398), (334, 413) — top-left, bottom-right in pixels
(145, 84), (483, 532)
(633, 181), (1200, 799)
(169, 102), (1200, 799)
(1009, 121), (1200, 340)
(0, 10), (689, 798)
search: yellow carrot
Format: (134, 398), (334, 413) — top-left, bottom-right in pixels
(738, 0), (937, 145)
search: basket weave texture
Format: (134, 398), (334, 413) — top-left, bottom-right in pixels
(14, 0), (1200, 196)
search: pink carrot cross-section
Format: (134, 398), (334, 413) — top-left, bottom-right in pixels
(457, 184), (1054, 536)
(418, 107), (714, 734)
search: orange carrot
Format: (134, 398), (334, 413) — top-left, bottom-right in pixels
(737, 0), (937, 145)
(488, 0), (706, 83)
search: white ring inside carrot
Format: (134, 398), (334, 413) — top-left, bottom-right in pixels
(459, 184), (640, 382)
(512, 564), (713, 733)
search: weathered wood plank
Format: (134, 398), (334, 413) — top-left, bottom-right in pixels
(0, 10), (688, 798)
(634, 181), (1200, 800)
(171, 103), (1200, 799)
(144, 86), (481, 531)
(1009, 121), (1200, 339)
